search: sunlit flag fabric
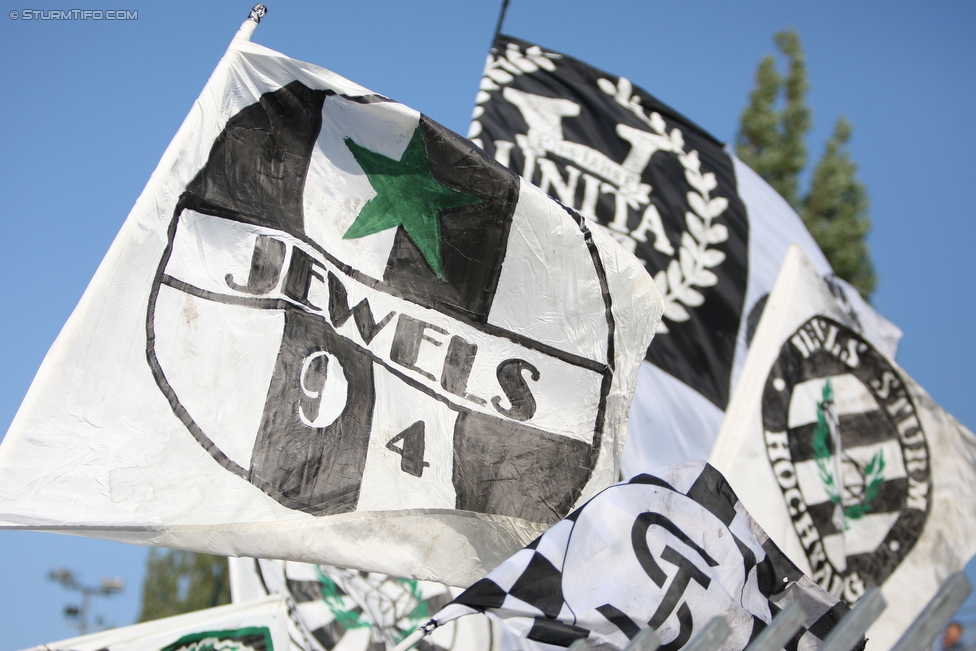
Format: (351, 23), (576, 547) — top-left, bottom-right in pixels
(468, 35), (901, 475)
(709, 246), (976, 649)
(0, 35), (660, 585)
(415, 461), (852, 651)
(228, 557), (506, 651)
(20, 594), (289, 651)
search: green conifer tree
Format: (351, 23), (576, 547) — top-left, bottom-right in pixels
(737, 29), (875, 299)
(802, 117), (876, 297)
(736, 29), (811, 209)
(137, 549), (231, 622)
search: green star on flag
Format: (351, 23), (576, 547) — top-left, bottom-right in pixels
(343, 127), (482, 278)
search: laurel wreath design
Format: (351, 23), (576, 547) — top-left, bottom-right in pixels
(596, 76), (730, 332)
(173, 640), (252, 651)
(813, 378), (885, 527)
(470, 47), (731, 332)
(314, 567), (430, 643)
(468, 42), (561, 142)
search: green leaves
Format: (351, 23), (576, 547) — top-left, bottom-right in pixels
(736, 30), (875, 300)
(811, 377), (886, 527)
(813, 378), (840, 505)
(736, 29), (810, 209)
(138, 550), (230, 623)
(801, 116), (876, 298)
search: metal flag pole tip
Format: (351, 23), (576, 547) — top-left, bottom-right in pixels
(235, 4), (267, 42)
(392, 620), (437, 651)
(248, 4), (267, 23)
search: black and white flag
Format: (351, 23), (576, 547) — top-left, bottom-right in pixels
(710, 245), (976, 649)
(21, 595), (289, 651)
(469, 35), (901, 474)
(228, 557), (504, 651)
(0, 30), (660, 585)
(417, 461), (852, 651)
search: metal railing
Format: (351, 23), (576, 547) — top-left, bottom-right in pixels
(564, 572), (971, 651)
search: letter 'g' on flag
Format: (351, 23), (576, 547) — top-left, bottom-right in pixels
(0, 33), (660, 585)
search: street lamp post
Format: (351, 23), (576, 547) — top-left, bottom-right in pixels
(48, 567), (124, 635)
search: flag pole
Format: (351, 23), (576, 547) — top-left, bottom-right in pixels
(491, 0), (510, 44)
(234, 3), (267, 42)
(392, 620), (438, 651)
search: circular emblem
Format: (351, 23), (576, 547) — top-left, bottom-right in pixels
(247, 559), (495, 651)
(761, 316), (931, 603)
(145, 79), (612, 525)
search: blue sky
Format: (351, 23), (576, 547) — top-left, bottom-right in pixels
(1, 1), (974, 648)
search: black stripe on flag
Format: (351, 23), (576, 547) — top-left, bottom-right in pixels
(477, 34), (749, 409)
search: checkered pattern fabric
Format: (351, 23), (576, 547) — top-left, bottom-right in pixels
(429, 461), (857, 651)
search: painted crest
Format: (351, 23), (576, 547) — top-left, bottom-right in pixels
(146, 80), (617, 523)
(761, 316), (931, 603)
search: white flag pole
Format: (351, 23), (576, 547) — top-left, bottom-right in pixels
(392, 621), (438, 651)
(233, 3), (267, 42)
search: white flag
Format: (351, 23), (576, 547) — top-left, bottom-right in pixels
(469, 35), (901, 474)
(710, 245), (976, 649)
(422, 461), (851, 651)
(229, 557), (503, 651)
(20, 594), (289, 651)
(0, 33), (659, 586)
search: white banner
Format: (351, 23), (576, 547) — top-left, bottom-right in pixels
(0, 33), (659, 586)
(21, 595), (289, 651)
(469, 35), (901, 475)
(229, 557), (509, 651)
(426, 461), (850, 651)
(710, 245), (976, 649)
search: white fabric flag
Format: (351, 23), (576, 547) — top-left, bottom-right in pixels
(420, 461), (852, 651)
(20, 594), (289, 651)
(0, 32), (660, 586)
(710, 245), (976, 649)
(469, 35), (901, 474)
(228, 557), (504, 651)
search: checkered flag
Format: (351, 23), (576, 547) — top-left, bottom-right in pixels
(420, 462), (856, 651)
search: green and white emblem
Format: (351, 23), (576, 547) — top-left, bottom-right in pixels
(762, 317), (931, 604)
(812, 377), (886, 529)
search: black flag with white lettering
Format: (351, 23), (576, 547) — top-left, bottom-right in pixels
(422, 461), (856, 651)
(469, 35), (902, 474)
(472, 35), (748, 411)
